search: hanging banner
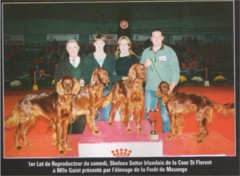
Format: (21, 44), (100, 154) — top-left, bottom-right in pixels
(47, 34), (79, 41)
(89, 34), (117, 45)
(4, 34), (24, 45)
(133, 34), (150, 42)
(105, 34), (118, 44)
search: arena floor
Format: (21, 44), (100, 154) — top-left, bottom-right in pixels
(3, 85), (235, 158)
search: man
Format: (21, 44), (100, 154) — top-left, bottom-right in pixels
(54, 39), (86, 134)
(140, 28), (180, 133)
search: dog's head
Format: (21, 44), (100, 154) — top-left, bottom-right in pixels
(156, 81), (170, 98)
(128, 63), (146, 81)
(91, 68), (109, 86)
(156, 81), (171, 105)
(56, 76), (80, 96)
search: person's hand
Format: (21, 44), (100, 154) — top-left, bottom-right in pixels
(122, 76), (128, 80)
(144, 58), (152, 68)
(79, 79), (85, 87)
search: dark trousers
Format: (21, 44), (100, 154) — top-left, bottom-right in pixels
(67, 115), (86, 134)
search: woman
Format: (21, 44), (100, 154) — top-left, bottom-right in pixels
(115, 36), (139, 77)
(84, 33), (122, 121)
(114, 36), (139, 121)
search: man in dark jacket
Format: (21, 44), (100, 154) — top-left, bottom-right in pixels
(54, 39), (86, 134)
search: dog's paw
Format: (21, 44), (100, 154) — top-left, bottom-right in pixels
(16, 146), (22, 150)
(126, 128), (131, 133)
(196, 133), (208, 143)
(26, 143), (32, 147)
(93, 130), (101, 135)
(166, 135), (173, 141)
(59, 150), (64, 155)
(137, 127), (142, 132)
(197, 138), (204, 143)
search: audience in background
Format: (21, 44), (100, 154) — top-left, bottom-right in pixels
(4, 37), (233, 88)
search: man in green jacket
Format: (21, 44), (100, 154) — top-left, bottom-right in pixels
(140, 28), (180, 133)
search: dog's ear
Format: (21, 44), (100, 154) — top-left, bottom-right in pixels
(126, 80), (133, 89)
(97, 69), (107, 84)
(161, 96), (169, 106)
(72, 78), (81, 95)
(56, 78), (65, 95)
(128, 64), (137, 80)
(91, 69), (100, 85)
(156, 83), (164, 98)
(157, 81), (171, 106)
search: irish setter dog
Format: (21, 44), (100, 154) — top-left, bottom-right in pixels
(5, 76), (80, 154)
(103, 63), (146, 132)
(156, 81), (234, 143)
(72, 68), (109, 135)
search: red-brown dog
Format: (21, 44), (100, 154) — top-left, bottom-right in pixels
(72, 68), (109, 135)
(5, 76), (80, 154)
(156, 81), (234, 143)
(103, 63), (146, 132)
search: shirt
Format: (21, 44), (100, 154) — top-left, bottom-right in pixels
(83, 53), (122, 89)
(116, 54), (139, 76)
(69, 56), (80, 68)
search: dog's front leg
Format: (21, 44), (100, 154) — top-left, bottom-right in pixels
(50, 123), (57, 146)
(167, 113), (175, 141)
(56, 122), (64, 155)
(125, 107), (131, 133)
(62, 119), (72, 151)
(86, 110), (100, 135)
(108, 105), (117, 125)
(134, 108), (142, 132)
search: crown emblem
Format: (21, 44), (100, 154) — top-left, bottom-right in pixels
(111, 148), (132, 157)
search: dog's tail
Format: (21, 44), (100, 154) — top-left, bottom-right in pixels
(4, 107), (21, 128)
(102, 91), (113, 108)
(213, 102), (234, 115)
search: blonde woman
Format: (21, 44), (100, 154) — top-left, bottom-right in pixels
(114, 36), (139, 121)
(115, 36), (139, 77)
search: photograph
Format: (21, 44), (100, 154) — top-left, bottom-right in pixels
(1, 0), (239, 175)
